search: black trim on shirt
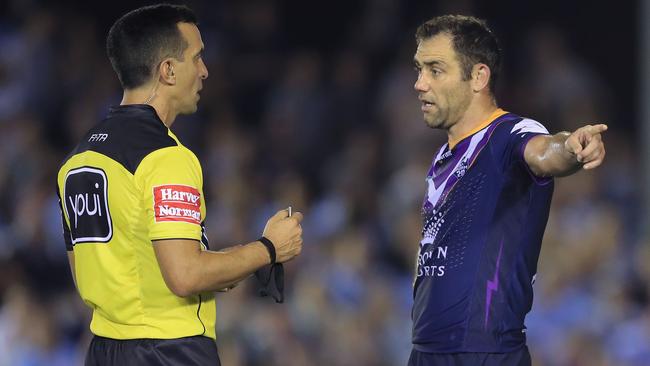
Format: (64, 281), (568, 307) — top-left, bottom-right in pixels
(197, 294), (206, 336)
(56, 181), (74, 251)
(63, 104), (178, 174)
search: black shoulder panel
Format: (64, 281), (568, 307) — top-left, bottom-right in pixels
(66, 105), (177, 174)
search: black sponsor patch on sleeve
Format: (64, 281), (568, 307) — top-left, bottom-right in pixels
(63, 167), (113, 244)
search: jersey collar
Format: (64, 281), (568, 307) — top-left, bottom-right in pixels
(448, 108), (508, 150)
(107, 104), (166, 128)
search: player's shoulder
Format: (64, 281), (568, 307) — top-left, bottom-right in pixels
(490, 113), (549, 140)
(496, 113), (547, 133)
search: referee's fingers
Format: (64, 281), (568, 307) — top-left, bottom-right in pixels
(290, 211), (304, 224)
(271, 209), (289, 221)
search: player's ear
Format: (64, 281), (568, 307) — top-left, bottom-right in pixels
(471, 63), (490, 93)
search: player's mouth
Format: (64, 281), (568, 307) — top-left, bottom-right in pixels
(420, 99), (435, 112)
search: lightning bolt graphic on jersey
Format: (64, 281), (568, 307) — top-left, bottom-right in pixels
(485, 239), (504, 330)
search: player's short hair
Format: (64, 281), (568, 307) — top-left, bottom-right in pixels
(106, 4), (198, 90)
(416, 15), (501, 94)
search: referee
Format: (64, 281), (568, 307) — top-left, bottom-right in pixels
(56, 5), (303, 365)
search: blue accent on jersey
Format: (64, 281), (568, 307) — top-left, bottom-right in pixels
(412, 112), (554, 353)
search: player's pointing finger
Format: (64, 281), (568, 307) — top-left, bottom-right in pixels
(589, 124), (608, 134)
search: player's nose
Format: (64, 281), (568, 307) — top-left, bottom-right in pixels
(414, 74), (429, 92)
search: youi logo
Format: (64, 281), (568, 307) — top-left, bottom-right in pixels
(63, 167), (113, 244)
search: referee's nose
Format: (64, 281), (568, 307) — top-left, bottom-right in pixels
(199, 58), (208, 80)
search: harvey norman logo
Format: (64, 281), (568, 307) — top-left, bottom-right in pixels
(153, 184), (201, 225)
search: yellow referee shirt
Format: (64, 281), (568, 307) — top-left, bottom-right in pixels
(56, 104), (216, 340)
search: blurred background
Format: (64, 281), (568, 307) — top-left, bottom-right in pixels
(0, 0), (645, 365)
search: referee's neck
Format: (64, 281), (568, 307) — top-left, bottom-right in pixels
(121, 90), (177, 128)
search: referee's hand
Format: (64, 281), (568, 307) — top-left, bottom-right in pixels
(262, 209), (304, 263)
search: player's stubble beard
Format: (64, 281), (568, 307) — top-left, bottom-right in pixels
(423, 79), (473, 131)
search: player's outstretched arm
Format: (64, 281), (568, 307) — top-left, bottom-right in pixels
(153, 209), (303, 297)
(524, 124), (607, 177)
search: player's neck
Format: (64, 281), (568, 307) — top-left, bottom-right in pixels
(447, 98), (499, 147)
(121, 87), (177, 127)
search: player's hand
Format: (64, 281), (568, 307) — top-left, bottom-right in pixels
(262, 209), (304, 263)
(564, 124), (607, 170)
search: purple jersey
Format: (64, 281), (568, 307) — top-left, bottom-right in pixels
(412, 111), (554, 353)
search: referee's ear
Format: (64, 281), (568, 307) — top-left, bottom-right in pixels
(470, 63), (491, 93)
(159, 59), (177, 85)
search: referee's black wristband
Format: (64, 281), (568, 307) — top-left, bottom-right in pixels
(258, 236), (276, 264)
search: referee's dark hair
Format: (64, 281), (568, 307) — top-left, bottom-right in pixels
(107, 4), (198, 90)
(416, 15), (501, 94)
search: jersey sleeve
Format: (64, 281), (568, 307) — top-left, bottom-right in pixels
(498, 118), (550, 173)
(135, 146), (205, 242)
